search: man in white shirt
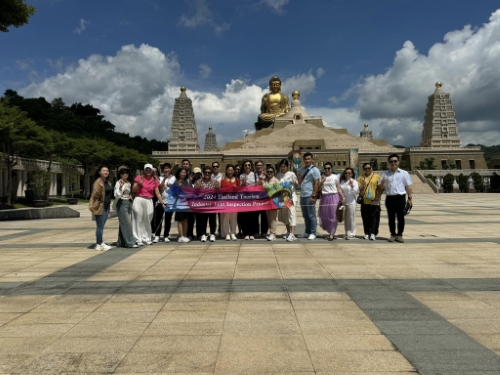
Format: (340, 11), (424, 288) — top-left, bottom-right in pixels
(373, 154), (413, 243)
(155, 163), (176, 242)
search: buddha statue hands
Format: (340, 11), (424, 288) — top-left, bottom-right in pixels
(257, 76), (290, 124)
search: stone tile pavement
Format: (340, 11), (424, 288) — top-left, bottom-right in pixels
(0, 194), (499, 374)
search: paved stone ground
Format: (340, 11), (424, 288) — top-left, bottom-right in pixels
(0, 194), (499, 374)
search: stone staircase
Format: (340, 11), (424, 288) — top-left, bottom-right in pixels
(410, 175), (435, 194)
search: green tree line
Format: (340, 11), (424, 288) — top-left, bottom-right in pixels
(1, 91), (165, 205)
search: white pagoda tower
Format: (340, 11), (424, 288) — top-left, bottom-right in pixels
(168, 87), (200, 153)
(420, 82), (461, 148)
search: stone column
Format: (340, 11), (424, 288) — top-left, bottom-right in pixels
(84, 174), (90, 198)
(61, 173), (67, 196)
(49, 173), (57, 196)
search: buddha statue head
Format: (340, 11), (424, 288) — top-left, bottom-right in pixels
(269, 76), (282, 93)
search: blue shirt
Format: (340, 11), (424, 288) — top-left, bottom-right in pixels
(300, 165), (321, 197)
(378, 168), (413, 195)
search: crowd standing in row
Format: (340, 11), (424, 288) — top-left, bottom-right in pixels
(89, 153), (413, 250)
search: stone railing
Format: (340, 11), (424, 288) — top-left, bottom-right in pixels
(416, 169), (439, 193)
(417, 169), (500, 177)
(0, 155), (84, 175)
(408, 146), (481, 151)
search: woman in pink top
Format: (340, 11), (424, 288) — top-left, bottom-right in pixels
(131, 163), (165, 246)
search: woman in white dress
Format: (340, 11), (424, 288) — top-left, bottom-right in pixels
(276, 159), (298, 242)
(340, 168), (360, 240)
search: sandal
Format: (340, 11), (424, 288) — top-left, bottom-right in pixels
(328, 236), (335, 241)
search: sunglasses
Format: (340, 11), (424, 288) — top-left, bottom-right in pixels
(212, 166), (219, 168)
(145, 168), (152, 171)
(389, 160), (399, 163)
(244, 164), (251, 167)
(324, 167), (331, 170)
(364, 167), (372, 170)
(204, 171), (211, 174)
(266, 170), (274, 173)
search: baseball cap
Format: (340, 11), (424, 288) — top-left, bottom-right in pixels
(193, 167), (202, 174)
(144, 163), (153, 170)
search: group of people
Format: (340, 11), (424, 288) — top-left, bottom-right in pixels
(89, 153), (413, 250)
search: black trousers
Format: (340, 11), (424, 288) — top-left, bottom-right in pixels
(196, 213), (216, 236)
(187, 213), (195, 237)
(256, 210), (268, 235)
(360, 203), (381, 236)
(240, 211), (256, 237)
(385, 194), (406, 236)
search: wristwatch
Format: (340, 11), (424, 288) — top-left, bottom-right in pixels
(408, 197), (412, 200)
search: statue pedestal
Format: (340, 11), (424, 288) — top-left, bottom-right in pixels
(468, 188), (476, 193)
(255, 121), (274, 131)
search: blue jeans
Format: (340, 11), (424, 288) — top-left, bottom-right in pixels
(300, 195), (317, 235)
(95, 208), (109, 245)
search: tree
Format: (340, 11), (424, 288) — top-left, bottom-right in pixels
(442, 159), (456, 170)
(458, 173), (468, 193)
(490, 172), (500, 191)
(399, 159), (410, 171)
(442, 173), (455, 193)
(0, 0), (36, 32)
(470, 172), (484, 192)
(380, 162), (388, 171)
(418, 157), (436, 170)
(369, 158), (378, 171)
(0, 100), (40, 204)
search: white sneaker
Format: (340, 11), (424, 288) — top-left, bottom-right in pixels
(101, 243), (112, 251)
(182, 237), (191, 243)
(136, 242), (144, 246)
(153, 236), (159, 243)
(164, 237), (170, 243)
(307, 234), (316, 240)
(177, 237), (184, 243)
(244, 235), (250, 240)
(145, 241), (152, 245)
(201, 235), (207, 242)
(301, 233), (309, 238)
(283, 232), (290, 239)
(94, 244), (103, 251)
(231, 234), (237, 241)
(370, 234), (376, 241)
(286, 233), (295, 242)
(363, 235), (369, 240)
(131, 244), (139, 248)
(210, 234), (216, 242)
(225, 234), (231, 241)
(250, 236), (255, 240)
(267, 234), (276, 241)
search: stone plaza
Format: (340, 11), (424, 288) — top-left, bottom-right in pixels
(1, 193), (500, 374)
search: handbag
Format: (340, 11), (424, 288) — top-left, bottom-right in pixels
(357, 174), (374, 204)
(337, 203), (345, 223)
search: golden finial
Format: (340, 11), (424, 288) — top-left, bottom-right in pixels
(292, 90), (300, 100)
(435, 81), (442, 89)
(180, 86), (187, 92)
(209, 126), (213, 131)
(364, 123), (369, 128)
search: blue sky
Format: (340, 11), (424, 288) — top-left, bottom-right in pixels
(2, 0), (500, 147)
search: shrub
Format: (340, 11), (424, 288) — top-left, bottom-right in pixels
(442, 173), (455, 193)
(470, 172), (484, 192)
(458, 173), (468, 193)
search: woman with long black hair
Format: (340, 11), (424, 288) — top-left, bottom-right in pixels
(89, 166), (113, 251)
(340, 167), (359, 240)
(276, 159), (298, 242)
(174, 167), (192, 243)
(114, 168), (138, 248)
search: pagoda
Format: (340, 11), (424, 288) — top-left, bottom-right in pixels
(168, 87), (200, 153)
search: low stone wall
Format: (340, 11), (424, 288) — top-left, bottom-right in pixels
(0, 206), (80, 221)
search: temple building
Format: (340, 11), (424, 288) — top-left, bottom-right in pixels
(204, 127), (218, 152)
(360, 124), (373, 140)
(154, 81), (487, 173)
(167, 87), (200, 153)
(420, 82), (460, 147)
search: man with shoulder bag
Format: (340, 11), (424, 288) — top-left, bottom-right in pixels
(297, 153), (321, 240)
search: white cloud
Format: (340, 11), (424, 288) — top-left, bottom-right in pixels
(199, 63), (212, 79)
(333, 9), (500, 146)
(316, 67), (325, 78)
(179, 0), (230, 35)
(260, 0), (289, 14)
(73, 18), (87, 35)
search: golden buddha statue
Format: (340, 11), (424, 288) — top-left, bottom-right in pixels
(257, 76), (290, 123)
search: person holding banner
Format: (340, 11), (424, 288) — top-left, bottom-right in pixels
(318, 162), (345, 241)
(264, 166), (280, 241)
(276, 159), (298, 242)
(254, 160), (268, 238)
(240, 160), (257, 240)
(174, 167), (193, 243)
(195, 166), (220, 242)
(220, 164), (240, 240)
(156, 163), (176, 243)
(131, 164), (165, 246)
(340, 168), (359, 240)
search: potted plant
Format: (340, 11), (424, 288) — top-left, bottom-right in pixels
(29, 171), (50, 207)
(67, 174), (81, 204)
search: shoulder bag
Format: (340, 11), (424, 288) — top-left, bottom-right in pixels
(357, 174), (374, 205)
